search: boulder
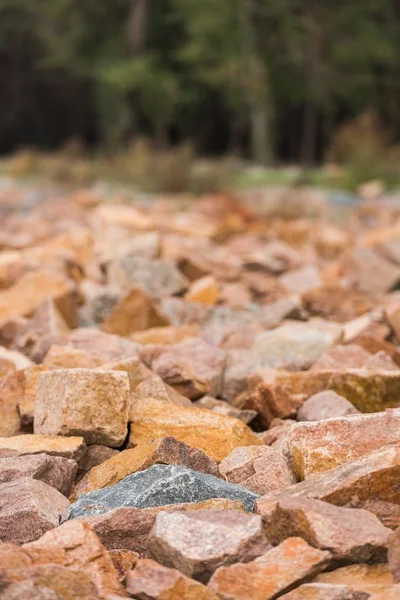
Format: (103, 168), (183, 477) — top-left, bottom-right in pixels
(69, 465), (259, 518)
(0, 453), (77, 496)
(208, 537), (331, 600)
(34, 369), (129, 447)
(73, 437), (219, 499)
(129, 397), (262, 462)
(126, 558), (218, 599)
(149, 509), (270, 582)
(0, 478), (70, 544)
(219, 446), (296, 495)
(264, 497), (391, 564)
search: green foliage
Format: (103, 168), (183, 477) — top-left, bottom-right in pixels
(0, 0), (400, 168)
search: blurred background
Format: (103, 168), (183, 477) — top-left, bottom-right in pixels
(1, 0), (400, 194)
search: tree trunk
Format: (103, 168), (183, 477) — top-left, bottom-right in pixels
(237, 0), (273, 166)
(127, 0), (149, 54)
(250, 98), (272, 166)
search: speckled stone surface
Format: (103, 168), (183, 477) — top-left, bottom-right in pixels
(69, 464), (258, 518)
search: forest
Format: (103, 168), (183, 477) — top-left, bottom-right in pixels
(1, 0), (400, 169)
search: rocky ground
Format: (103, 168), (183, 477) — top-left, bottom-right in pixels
(1, 180), (400, 598)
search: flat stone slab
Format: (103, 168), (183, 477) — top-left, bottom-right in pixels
(69, 464), (258, 518)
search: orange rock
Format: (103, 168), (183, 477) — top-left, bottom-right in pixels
(277, 409), (400, 479)
(315, 563), (394, 597)
(34, 368), (129, 447)
(255, 444), (400, 529)
(0, 270), (75, 328)
(184, 275), (219, 305)
(274, 369), (400, 413)
(101, 287), (169, 336)
(129, 373), (192, 412)
(131, 323), (199, 345)
(44, 345), (105, 369)
(0, 434), (86, 462)
(108, 548), (138, 582)
(25, 520), (124, 597)
(0, 564), (98, 599)
(208, 537), (331, 600)
(126, 558), (218, 599)
(129, 397), (262, 462)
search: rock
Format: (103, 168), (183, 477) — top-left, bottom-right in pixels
(388, 526), (400, 582)
(280, 265), (322, 295)
(0, 453), (77, 496)
(0, 564), (98, 600)
(195, 396), (257, 424)
(15, 365), (47, 426)
(101, 287), (168, 336)
(129, 373), (192, 409)
(255, 444), (400, 529)
(339, 247), (400, 293)
(311, 344), (372, 370)
(297, 391), (359, 421)
(77, 446), (119, 478)
(73, 437), (219, 499)
(15, 298), (70, 357)
(108, 255), (188, 297)
(184, 275), (219, 305)
(277, 409), (400, 479)
(69, 465), (259, 518)
(0, 434), (86, 462)
(315, 563), (395, 598)
(0, 478), (70, 544)
(25, 520), (124, 597)
(68, 328), (141, 362)
(279, 584), (371, 599)
(44, 345), (105, 369)
(303, 287), (375, 323)
(219, 446), (295, 495)
(78, 281), (121, 327)
(131, 323), (199, 345)
(208, 537), (331, 600)
(264, 497), (391, 564)
(108, 549), (138, 582)
(274, 369), (400, 413)
(252, 320), (342, 370)
(125, 558), (218, 599)
(244, 380), (305, 429)
(364, 351), (399, 372)
(129, 397), (262, 462)
(149, 509), (270, 582)
(0, 270), (75, 328)
(0, 370), (23, 437)
(258, 420), (296, 446)
(81, 499), (246, 554)
(34, 368), (129, 447)
(0, 346), (33, 370)
(145, 338), (226, 400)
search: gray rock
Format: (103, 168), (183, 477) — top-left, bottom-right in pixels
(69, 465), (258, 518)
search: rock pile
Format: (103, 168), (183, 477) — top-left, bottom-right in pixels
(1, 183), (400, 597)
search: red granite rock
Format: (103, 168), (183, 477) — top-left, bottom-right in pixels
(277, 409), (400, 479)
(0, 478), (70, 544)
(219, 446), (296, 494)
(208, 537), (331, 600)
(149, 509), (270, 582)
(126, 558), (218, 599)
(0, 453), (77, 496)
(297, 390), (359, 421)
(144, 338), (226, 400)
(264, 497), (391, 564)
